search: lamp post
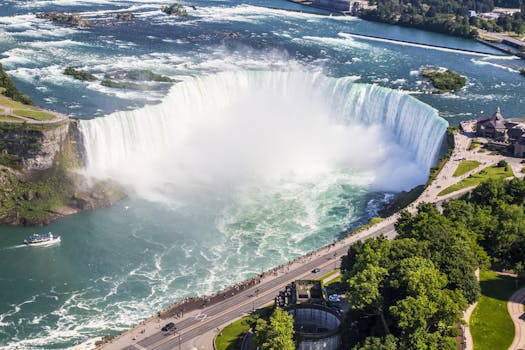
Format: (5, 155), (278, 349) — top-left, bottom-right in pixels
(174, 330), (181, 350)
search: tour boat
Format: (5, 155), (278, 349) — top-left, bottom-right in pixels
(23, 232), (61, 246)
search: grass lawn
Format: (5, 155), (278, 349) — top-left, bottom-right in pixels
(215, 316), (251, 350)
(0, 115), (24, 122)
(318, 269), (341, 284)
(346, 217), (384, 237)
(438, 165), (514, 196)
(470, 270), (523, 350)
(13, 109), (55, 121)
(0, 95), (36, 109)
(453, 160), (481, 177)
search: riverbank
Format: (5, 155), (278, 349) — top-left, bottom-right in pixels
(95, 127), (468, 350)
(0, 91), (126, 225)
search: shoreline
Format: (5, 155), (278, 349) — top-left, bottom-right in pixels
(277, 1), (522, 59)
(96, 126), (525, 350)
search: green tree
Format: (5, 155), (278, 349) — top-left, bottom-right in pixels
(0, 63), (34, 105)
(354, 334), (399, 349)
(256, 308), (295, 350)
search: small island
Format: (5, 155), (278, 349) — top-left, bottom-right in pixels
(64, 67), (97, 81)
(63, 68), (175, 90)
(161, 3), (188, 16)
(36, 12), (92, 28)
(421, 67), (467, 93)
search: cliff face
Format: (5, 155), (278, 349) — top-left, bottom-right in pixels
(0, 121), (72, 171)
(0, 120), (124, 226)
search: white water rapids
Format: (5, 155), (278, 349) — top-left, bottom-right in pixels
(79, 70), (447, 202)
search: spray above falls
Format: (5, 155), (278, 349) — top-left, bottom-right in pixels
(79, 70), (448, 202)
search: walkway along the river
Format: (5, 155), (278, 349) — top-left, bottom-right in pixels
(98, 130), (524, 350)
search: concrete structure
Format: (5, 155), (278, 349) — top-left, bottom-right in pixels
(288, 305), (342, 350)
(476, 107), (507, 140)
(296, 280), (324, 303)
(515, 135), (525, 157)
(475, 108), (525, 157)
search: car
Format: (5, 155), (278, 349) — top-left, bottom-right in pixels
(328, 294), (341, 302)
(161, 322), (175, 332)
(311, 268), (320, 273)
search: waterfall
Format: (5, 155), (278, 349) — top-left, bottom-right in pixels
(79, 70), (448, 198)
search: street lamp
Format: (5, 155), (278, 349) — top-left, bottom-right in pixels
(174, 330), (181, 350)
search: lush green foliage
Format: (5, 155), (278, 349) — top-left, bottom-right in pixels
(453, 160), (481, 177)
(360, 0), (525, 37)
(472, 13), (525, 34)
(64, 67), (97, 81)
(0, 63), (34, 105)
(439, 164), (514, 196)
(105, 70), (174, 82)
(101, 79), (152, 90)
(342, 206), (480, 348)
(444, 178), (525, 269)
(470, 270), (519, 350)
(422, 69), (467, 93)
(255, 308), (295, 350)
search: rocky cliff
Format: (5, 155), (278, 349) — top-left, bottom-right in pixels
(0, 119), (125, 226)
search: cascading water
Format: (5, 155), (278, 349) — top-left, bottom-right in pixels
(79, 70), (448, 201)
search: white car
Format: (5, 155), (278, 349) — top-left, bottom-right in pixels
(328, 294), (341, 303)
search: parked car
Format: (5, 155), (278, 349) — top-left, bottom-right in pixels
(161, 322), (175, 332)
(311, 268), (320, 273)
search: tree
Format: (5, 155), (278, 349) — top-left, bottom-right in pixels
(0, 63), (34, 105)
(354, 334), (399, 349)
(256, 308), (295, 350)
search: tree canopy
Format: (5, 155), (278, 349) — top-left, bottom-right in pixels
(255, 308), (295, 350)
(0, 63), (34, 105)
(344, 177), (525, 349)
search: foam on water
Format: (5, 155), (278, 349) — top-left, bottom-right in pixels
(80, 70), (447, 201)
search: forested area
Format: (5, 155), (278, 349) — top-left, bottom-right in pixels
(360, 0), (525, 37)
(342, 177), (525, 349)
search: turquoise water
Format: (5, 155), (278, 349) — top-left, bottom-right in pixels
(0, 0), (524, 348)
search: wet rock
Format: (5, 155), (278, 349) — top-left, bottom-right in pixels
(36, 12), (92, 28)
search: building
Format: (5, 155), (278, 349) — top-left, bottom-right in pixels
(515, 135), (525, 157)
(295, 280), (324, 304)
(476, 107), (508, 140)
(287, 304), (342, 350)
(475, 108), (525, 158)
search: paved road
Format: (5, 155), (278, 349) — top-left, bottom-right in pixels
(479, 30), (525, 48)
(104, 222), (397, 350)
(508, 286), (525, 350)
(101, 129), (524, 350)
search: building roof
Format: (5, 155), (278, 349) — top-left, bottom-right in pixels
(478, 107), (506, 130)
(518, 135), (525, 146)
